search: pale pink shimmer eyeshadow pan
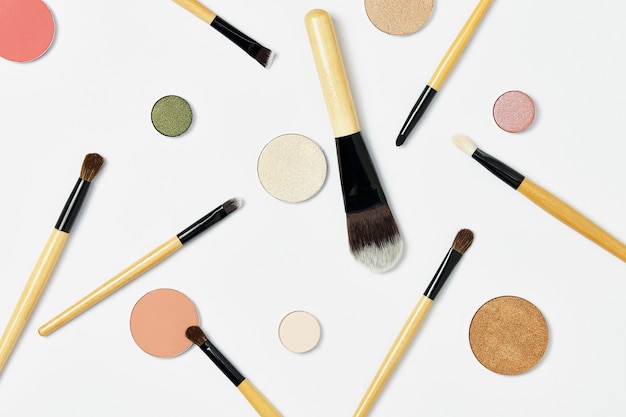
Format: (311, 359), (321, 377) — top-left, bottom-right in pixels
(0, 0), (55, 62)
(130, 288), (199, 358)
(492, 90), (536, 133)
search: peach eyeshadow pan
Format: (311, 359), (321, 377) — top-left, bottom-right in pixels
(130, 288), (200, 358)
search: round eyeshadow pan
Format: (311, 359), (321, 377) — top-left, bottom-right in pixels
(278, 310), (321, 353)
(130, 288), (199, 358)
(0, 0), (55, 62)
(257, 133), (327, 203)
(492, 90), (536, 133)
(151, 95), (193, 137)
(469, 295), (549, 375)
(364, 0), (434, 36)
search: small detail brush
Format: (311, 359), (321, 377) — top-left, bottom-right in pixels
(453, 133), (626, 262)
(395, 0), (493, 146)
(352, 229), (474, 417)
(0, 153), (104, 374)
(186, 325), (282, 417)
(38, 198), (241, 336)
(305, 9), (402, 273)
(172, 0), (274, 68)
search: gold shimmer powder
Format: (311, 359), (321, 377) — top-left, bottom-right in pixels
(364, 0), (434, 36)
(469, 295), (549, 375)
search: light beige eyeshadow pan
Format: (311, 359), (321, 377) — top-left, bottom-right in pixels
(257, 133), (327, 203)
(278, 310), (321, 353)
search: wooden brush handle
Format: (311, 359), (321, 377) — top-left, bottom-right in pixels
(38, 236), (183, 336)
(518, 178), (626, 262)
(172, 0), (217, 25)
(0, 229), (68, 372)
(353, 295), (433, 417)
(238, 379), (282, 417)
(305, 9), (360, 138)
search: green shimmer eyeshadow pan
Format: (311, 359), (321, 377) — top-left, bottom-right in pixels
(151, 95), (193, 137)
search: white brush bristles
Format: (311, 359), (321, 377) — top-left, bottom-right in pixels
(452, 133), (478, 156)
(353, 236), (403, 273)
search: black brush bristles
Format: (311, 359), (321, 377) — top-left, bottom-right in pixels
(347, 205), (403, 273)
(210, 16), (274, 68)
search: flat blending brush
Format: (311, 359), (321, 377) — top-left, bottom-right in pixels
(352, 229), (473, 417)
(0, 153), (104, 373)
(38, 198), (241, 336)
(395, 0), (493, 146)
(186, 325), (282, 417)
(452, 133), (626, 262)
(172, 0), (274, 67)
(305, 9), (402, 273)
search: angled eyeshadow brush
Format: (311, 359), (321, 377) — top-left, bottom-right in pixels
(172, 0), (274, 67)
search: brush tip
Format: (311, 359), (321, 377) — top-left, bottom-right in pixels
(185, 325), (208, 346)
(348, 205), (403, 273)
(452, 133), (477, 156)
(223, 198), (242, 214)
(452, 228), (474, 254)
(256, 48), (274, 68)
(80, 153), (105, 182)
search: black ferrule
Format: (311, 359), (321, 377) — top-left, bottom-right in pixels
(472, 148), (525, 189)
(55, 178), (91, 233)
(210, 16), (263, 61)
(396, 85), (438, 146)
(335, 132), (387, 213)
(176, 206), (227, 244)
(423, 248), (462, 300)
(200, 340), (245, 386)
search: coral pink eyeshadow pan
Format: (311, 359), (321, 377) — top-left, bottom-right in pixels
(130, 288), (199, 358)
(0, 0), (55, 62)
(492, 90), (536, 133)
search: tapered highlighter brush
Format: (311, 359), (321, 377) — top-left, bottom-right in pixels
(38, 198), (241, 336)
(395, 0), (493, 146)
(186, 326), (282, 417)
(452, 133), (626, 262)
(353, 229), (474, 417)
(172, 0), (274, 68)
(305, 9), (402, 273)
(0, 153), (104, 373)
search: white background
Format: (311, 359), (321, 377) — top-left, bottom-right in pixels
(1, 1), (626, 416)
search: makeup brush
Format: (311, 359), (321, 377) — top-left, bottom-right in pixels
(172, 0), (274, 68)
(305, 9), (402, 273)
(186, 325), (282, 417)
(453, 133), (626, 262)
(38, 198), (241, 336)
(352, 229), (473, 417)
(0, 153), (104, 373)
(395, 0), (493, 146)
